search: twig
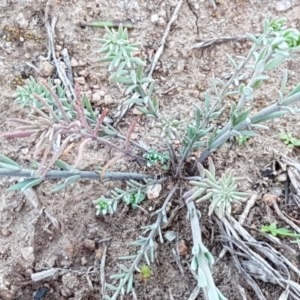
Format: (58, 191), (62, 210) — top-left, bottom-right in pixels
(190, 34), (259, 50)
(239, 193), (257, 225)
(187, 285), (201, 300)
(45, 16), (76, 100)
(61, 48), (74, 86)
(272, 199), (300, 234)
(0, 168), (155, 180)
(98, 238), (112, 298)
(237, 285), (248, 300)
(23, 188), (61, 230)
(147, 0), (184, 77)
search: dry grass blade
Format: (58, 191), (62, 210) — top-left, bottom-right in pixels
(94, 108), (109, 137)
(125, 120), (138, 151)
(72, 138), (92, 170)
(216, 215), (300, 299)
(190, 35), (259, 50)
(100, 155), (122, 181)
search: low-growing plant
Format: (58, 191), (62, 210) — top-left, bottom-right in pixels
(278, 132), (300, 148)
(236, 134), (249, 146)
(260, 223), (300, 242)
(1, 15), (300, 300)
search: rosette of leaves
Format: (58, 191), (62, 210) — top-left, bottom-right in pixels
(184, 158), (250, 218)
(143, 149), (170, 170)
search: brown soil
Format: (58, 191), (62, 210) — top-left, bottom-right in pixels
(1, 0), (300, 299)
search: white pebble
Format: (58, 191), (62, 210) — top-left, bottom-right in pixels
(151, 14), (159, 23)
(275, 0), (291, 11)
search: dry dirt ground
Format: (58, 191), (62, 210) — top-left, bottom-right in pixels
(1, 0), (300, 299)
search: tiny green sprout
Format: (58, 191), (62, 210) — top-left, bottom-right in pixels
(278, 132), (300, 148)
(122, 193), (146, 209)
(143, 149), (170, 170)
(260, 223), (300, 242)
(140, 265), (151, 281)
(236, 135), (249, 146)
(93, 197), (117, 215)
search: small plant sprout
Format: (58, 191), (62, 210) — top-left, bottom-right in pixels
(236, 134), (249, 146)
(184, 158), (250, 218)
(143, 149), (170, 170)
(140, 265), (152, 281)
(260, 223), (300, 242)
(278, 132), (300, 148)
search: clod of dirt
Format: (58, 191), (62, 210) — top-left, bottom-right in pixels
(78, 69), (89, 77)
(74, 76), (85, 85)
(0, 290), (14, 300)
(262, 193), (277, 206)
(39, 61), (55, 78)
(61, 273), (80, 297)
(21, 246), (35, 267)
(70, 57), (79, 67)
(0, 228), (11, 236)
(178, 239), (188, 256)
(83, 239), (96, 251)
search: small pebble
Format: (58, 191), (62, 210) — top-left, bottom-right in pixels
(53, 79), (61, 85)
(178, 240), (188, 256)
(74, 76), (85, 85)
(151, 14), (159, 23)
(39, 61), (55, 77)
(78, 69), (89, 77)
(0, 228), (11, 236)
(83, 239), (95, 251)
(70, 57), (79, 67)
(275, 0), (291, 11)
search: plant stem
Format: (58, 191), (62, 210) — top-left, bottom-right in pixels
(0, 168), (154, 181)
(185, 200), (224, 299)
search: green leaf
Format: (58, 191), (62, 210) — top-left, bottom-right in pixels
(130, 70), (137, 84)
(51, 175), (80, 192)
(0, 154), (21, 168)
(125, 84), (139, 95)
(265, 54), (286, 70)
(55, 159), (72, 171)
(239, 130), (258, 137)
(130, 57), (146, 66)
(111, 76), (133, 85)
(0, 162), (21, 170)
(7, 178), (43, 192)
(226, 53), (237, 69)
(278, 133), (288, 140)
(246, 33), (258, 44)
(280, 70), (288, 95)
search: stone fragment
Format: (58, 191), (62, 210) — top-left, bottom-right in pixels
(151, 14), (159, 23)
(275, 0), (291, 11)
(39, 61), (55, 77)
(74, 76), (85, 85)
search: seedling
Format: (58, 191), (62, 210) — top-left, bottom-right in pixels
(236, 135), (249, 146)
(260, 223), (300, 242)
(143, 149), (170, 170)
(278, 132), (300, 148)
(140, 265), (152, 281)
